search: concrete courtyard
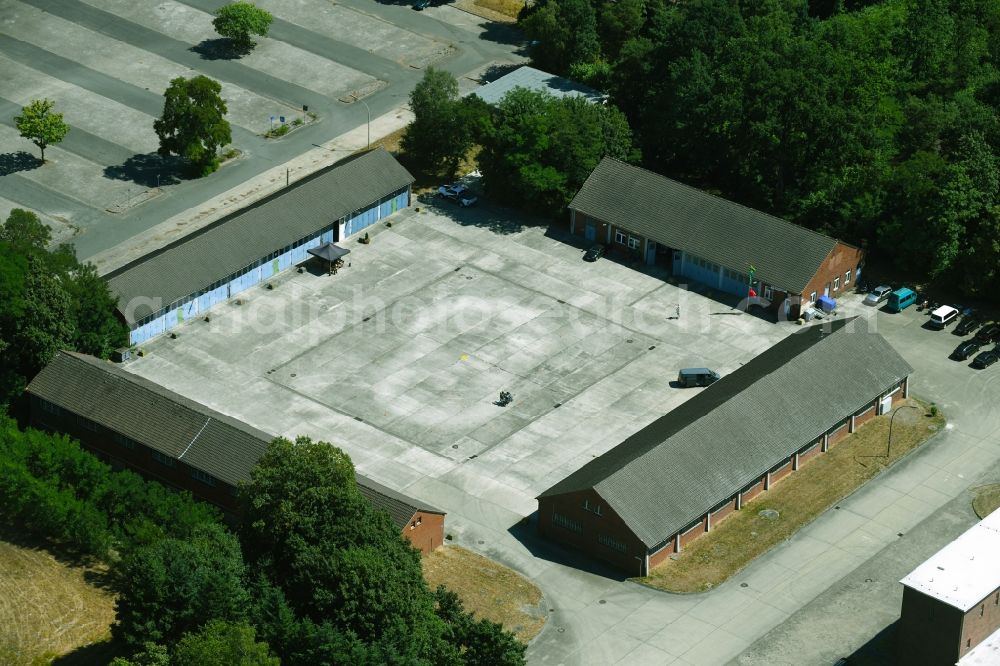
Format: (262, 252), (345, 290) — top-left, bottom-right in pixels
(123, 201), (1000, 665)
(0, 0), (524, 259)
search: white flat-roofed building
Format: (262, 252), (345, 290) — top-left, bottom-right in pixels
(898, 508), (1000, 665)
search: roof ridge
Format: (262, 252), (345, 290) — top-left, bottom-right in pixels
(178, 417), (212, 460)
(594, 157), (846, 246)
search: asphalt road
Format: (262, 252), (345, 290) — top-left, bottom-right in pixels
(0, 0), (525, 259)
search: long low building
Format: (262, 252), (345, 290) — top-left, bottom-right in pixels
(24, 351), (444, 554)
(105, 148), (414, 346)
(567, 158), (864, 320)
(537, 318), (912, 575)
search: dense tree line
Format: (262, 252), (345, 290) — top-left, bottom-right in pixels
(516, 0), (1000, 296)
(0, 426), (526, 665)
(0, 209), (127, 405)
(402, 67), (638, 217)
(0, 418), (219, 558)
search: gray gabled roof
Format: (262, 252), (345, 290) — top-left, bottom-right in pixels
(538, 318), (913, 548)
(25, 351), (272, 486)
(569, 158), (847, 293)
(469, 65), (606, 105)
(24, 352), (440, 528)
(355, 474), (444, 528)
(106, 148), (414, 325)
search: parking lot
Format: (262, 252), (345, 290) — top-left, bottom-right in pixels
(0, 0), (523, 258)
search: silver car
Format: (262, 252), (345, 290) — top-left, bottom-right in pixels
(864, 285), (892, 306)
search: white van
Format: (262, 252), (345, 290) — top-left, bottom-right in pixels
(929, 305), (959, 329)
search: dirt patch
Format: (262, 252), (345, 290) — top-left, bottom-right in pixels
(422, 545), (545, 643)
(640, 398), (945, 593)
(973, 484), (1000, 519)
(451, 0), (520, 23)
(0, 537), (116, 665)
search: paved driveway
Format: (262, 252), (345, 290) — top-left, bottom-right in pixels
(123, 203), (1000, 665)
(0, 0), (524, 258)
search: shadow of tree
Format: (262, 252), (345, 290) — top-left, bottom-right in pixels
(477, 21), (527, 47)
(190, 38), (249, 60)
(0, 151), (42, 176)
(51, 638), (127, 666)
(103, 153), (187, 187)
(416, 192), (541, 235)
(479, 62), (523, 83)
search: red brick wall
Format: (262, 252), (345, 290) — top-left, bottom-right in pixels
(405, 511), (445, 554)
(961, 588), (1000, 658)
(741, 477), (767, 504)
(537, 490), (645, 574)
(679, 519), (707, 549)
(770, 459), (794, 485)
(855, 402), (877, 428)
(803, 241), (865, 303)
(29, 397), (441, 554)
(710, 497), (738, 527)
(648, 539), (676, 569)
(798, 440), (822, 467)
(828, 422), (850, 447)
(898, 587), (964, 665)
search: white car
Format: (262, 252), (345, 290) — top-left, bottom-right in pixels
(438, 183), (478, 207)
(864, 285), (892, 306)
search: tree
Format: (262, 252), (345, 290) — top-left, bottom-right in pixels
(477, 88), (638, 216)
(14, 99), (69, 162)
(213, 2), (274, 52)
(113, 523), (250, 648)
(239, 437), (459, 663)
(401, 68), (480, 177)
(433, 587), (525, 666)
(521, 0), (600, 76)
(172, 621), (279, 666)
(0, 208), (50, 249)
(154, 76), (232, 176)
(64, 263), (128, 358)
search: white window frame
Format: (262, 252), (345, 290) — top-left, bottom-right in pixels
(627, 236), (640, 250)
(809, 291), (817, 303)
(834, 276), (840, 291)
(614, 230), (626, 245)
(583, 499), (603, 516)
(764, 286), (773, 300)
(844, 270), (851, 285)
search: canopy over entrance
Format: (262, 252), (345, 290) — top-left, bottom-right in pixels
(308, 243), (351, 262)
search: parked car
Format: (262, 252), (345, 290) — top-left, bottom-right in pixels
(583, 244), (605, 262)
(887, 287), (918, 313)
(412, 0), (430, 9)
(864, 285), (892, 306)
(971, 346), (1000, 369)
(437, 183), (478, 207)
(928, 305), (960, 329)
(677, 368), (720, 387)
(974, 322), (1000, 345)
(951, 339), (983, 361)
(954, 315), (981, 336)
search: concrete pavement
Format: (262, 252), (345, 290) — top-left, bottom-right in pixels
(116, 198), (1000, 664)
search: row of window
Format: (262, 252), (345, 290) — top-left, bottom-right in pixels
(808, 269), (854, 303)
(552, 512), (582, 533)
(134, 225), (339, 328)
(597, 533), (628, 553)
(613, 230), (641, 250)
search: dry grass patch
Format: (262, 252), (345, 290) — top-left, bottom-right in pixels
(641, 399), (945, 593)
(0, 538), (116, 665)
(422, 545), (545, 643)
(973, 484), (1000, 519)
(472, 0), (523, 20)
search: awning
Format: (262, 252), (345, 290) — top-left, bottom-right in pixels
(307, 243), (351, 262)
